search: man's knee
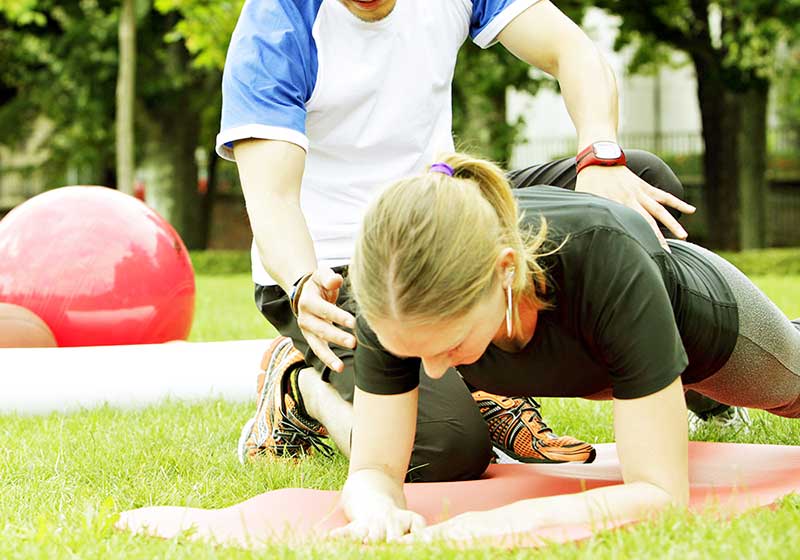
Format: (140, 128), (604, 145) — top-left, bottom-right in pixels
(407, 417), (492, 482)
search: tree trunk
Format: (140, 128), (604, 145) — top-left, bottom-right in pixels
(198, 148), (219, 249)
(694, 54), (741, 250)
(116, 0), (136, 195)
(737, 84), (768, 249)
(139, 114), (205, 249)
(693, 51), (770, 250)
(135, 17), (213, 250)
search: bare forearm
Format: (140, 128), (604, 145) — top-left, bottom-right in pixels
(249, 195), (317, 292)
(342, 389), (419, 524)
(409, 479), (682, 543)
(234, 139), (316, 292)
(502, 382), (689, 532)
(554, 38), (619, 149)
(501, 481), (675, 532)
(498, 1), (618, 148)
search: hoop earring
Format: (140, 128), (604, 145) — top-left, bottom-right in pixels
(505, 269), (514, 337)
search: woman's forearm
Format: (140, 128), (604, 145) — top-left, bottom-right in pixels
(405, 479), (683, 543)
(502, 480), (678, 533)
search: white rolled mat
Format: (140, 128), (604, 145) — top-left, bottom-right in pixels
(0, 340), (271, 415)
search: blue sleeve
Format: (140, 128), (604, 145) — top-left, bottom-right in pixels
(217, 0), (323, 158)
(470, 0), (539, 48)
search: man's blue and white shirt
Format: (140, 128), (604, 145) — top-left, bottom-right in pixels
(217, 0), (539, 285)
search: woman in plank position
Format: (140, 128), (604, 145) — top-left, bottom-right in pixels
(335, 153), (800, 542)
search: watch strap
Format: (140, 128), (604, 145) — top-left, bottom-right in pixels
(289, 272), (314, 316)
(576, 142), (626, 174)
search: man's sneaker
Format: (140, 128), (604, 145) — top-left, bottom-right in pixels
(688, 406), (752, 435)
(473, 391), (596, 464)
(238, 337), (333, 463)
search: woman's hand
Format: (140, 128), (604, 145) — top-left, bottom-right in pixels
(334, 464), (424, 544)
(335, 389), (420, 542)
(295, 267), (356, 372)
(399, 508), (527, 544)
(330, 503), (426, 543)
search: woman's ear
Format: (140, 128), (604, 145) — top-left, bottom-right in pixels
(496, 247), (516, 287)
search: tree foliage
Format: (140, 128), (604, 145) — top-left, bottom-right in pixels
(452, 41), (540, 165)
(154, 0), (242, 70)
(0, 1), (223, 247)
(0, 1), (120, 182)
(597, 0), (800, 85)
(1, 1), (611, 246)
(776, 42), (800, 141)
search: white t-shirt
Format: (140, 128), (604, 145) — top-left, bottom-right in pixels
(217, 0), (539, 285)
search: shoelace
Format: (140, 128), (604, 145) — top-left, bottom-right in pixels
(520, 397), (554, 436)
(272, 407), (335, 458)
(483, 396), (554, 437)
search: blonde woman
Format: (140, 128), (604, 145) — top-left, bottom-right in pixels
(337, 154), (800, 542)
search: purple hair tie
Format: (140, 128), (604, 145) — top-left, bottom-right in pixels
(429, 162), (454, 176)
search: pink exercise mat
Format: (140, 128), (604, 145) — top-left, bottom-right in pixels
(118, 442), (800, 548)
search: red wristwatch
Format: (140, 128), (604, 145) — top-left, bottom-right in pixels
(576, 141), (626, 174)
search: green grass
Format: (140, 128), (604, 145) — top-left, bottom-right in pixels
(189, 274), (277, 342)
(1, 274), (800, 558)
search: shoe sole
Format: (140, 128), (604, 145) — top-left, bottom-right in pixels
(493, 444), (597, 464)
(237, 337), (294, 464)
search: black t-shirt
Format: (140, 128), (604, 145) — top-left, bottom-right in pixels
(355, 186), (739, 400)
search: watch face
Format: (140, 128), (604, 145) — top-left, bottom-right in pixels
(593, 142), (622, 160)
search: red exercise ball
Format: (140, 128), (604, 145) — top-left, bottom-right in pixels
(0, 302), (57, 348)
(0, 186), (195, 347)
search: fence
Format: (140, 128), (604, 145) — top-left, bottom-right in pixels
(510, 129), (798, 169)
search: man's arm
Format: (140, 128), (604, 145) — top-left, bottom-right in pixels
(234, 139), (315, 292)
(497, 1), (695, 245)
(498, 0), (617, 151)
(234, 139), (356, 371)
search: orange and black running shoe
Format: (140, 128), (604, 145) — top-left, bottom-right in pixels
(473, 391), (595, 464)
(238, 337), (332, 463)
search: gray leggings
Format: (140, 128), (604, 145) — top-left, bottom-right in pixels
(679, 241), (800, 418)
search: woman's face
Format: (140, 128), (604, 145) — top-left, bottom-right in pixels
(371, 278), (507, 379)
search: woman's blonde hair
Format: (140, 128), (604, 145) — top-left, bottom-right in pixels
(350, 152), (552, 331)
